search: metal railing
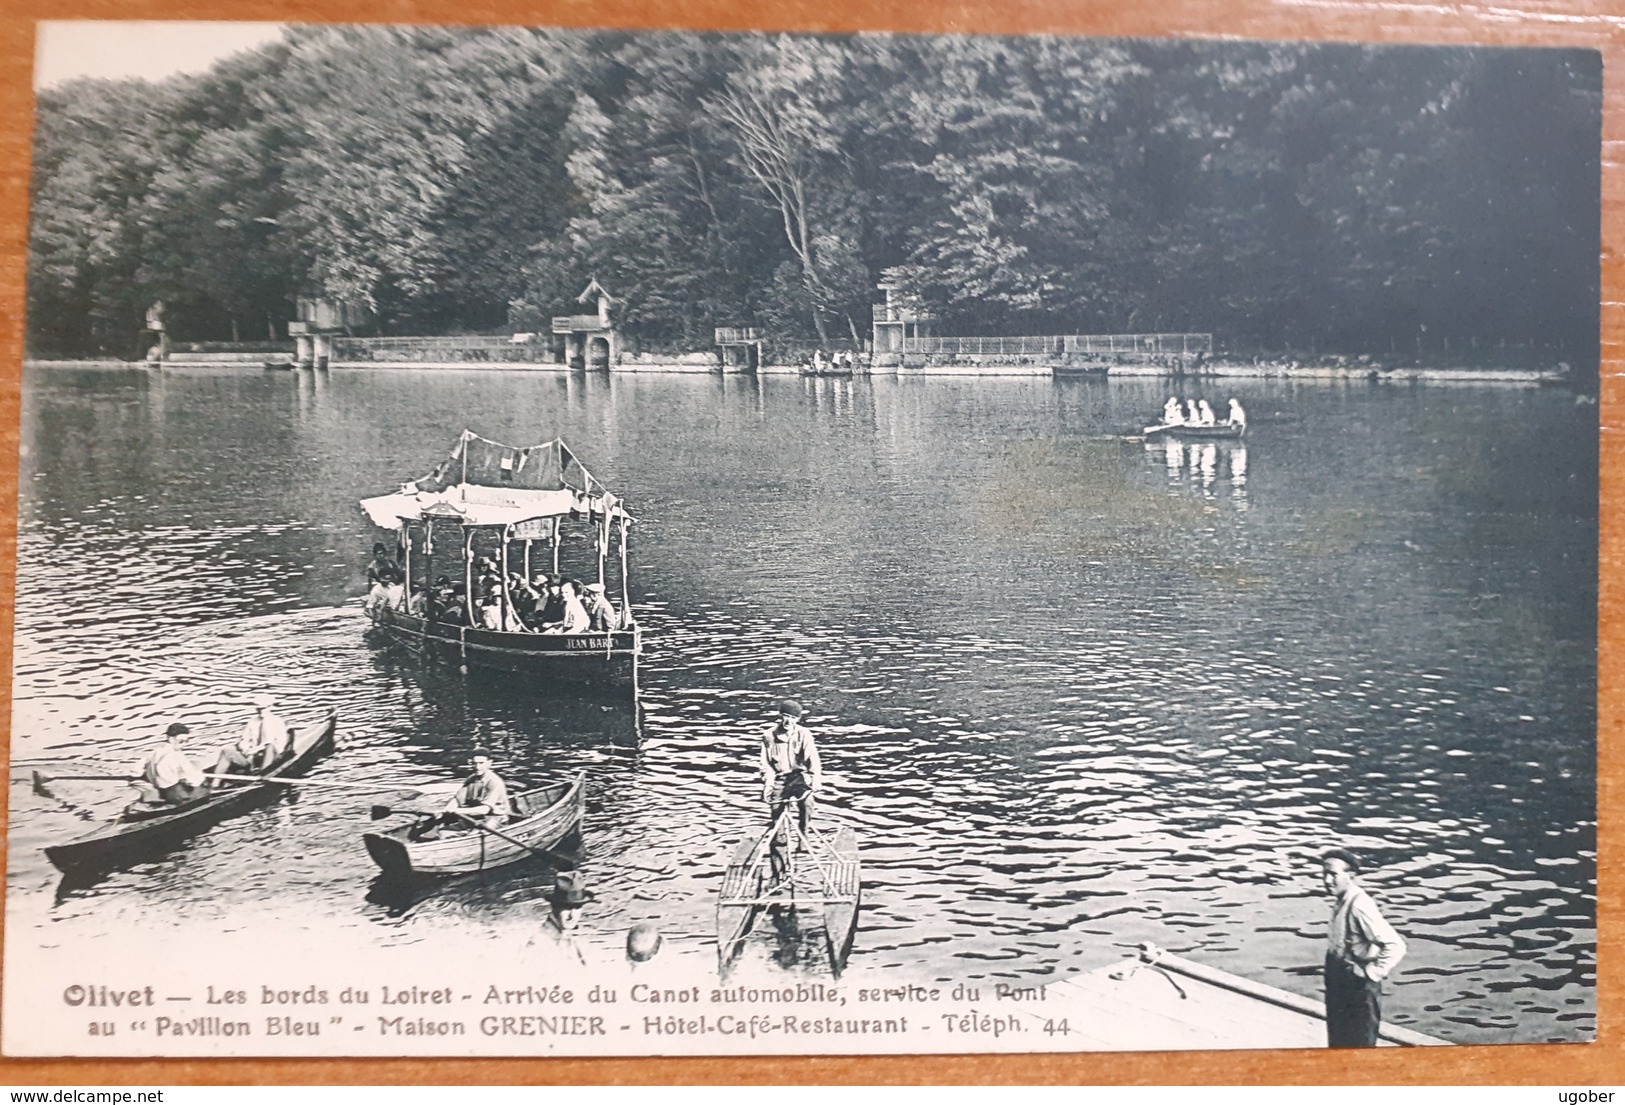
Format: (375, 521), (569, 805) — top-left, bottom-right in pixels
(715, 327), (762, 344)
(901, 332), (1212, 356)
(331, 335), (555, 362)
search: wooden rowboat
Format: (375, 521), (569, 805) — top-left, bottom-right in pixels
(717, 808), (861, 978)
(362, 772), (585, 879)
(44, 710), (339, 877)
(1142, 421), (1245, 440)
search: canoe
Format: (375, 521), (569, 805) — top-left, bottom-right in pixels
(369, 605), (640, 681)
(362, 772), (585, 879)
(44, 710), (339, 876)
(717, 809), (861, 978)
(1143, 421), (1245, 440)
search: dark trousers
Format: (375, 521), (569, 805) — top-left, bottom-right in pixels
(1324, 954), (1382, 1047)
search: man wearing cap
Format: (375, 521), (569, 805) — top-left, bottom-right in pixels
(583, 583), (617, 632)
(139, 722), (208, 805)
(215, 695), (290, 775)
(537, 871), (594, 967)
(761, 699), (823, 839)
(536, 575), (566, 628)
(441, 749), (511, 829)
(1321, 847), (1407, 1047)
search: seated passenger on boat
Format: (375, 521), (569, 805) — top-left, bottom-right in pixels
(213, 694), (289, 776)
(1228, 398), (1247, 429)
(536, 575), (565, 625)
(508, 574), (541, 622)
(1185, 399), (1201, 424)
(365, 543), (405, 611)
(140, 722), (208, 805)
(583, 583), (617, 631)
(420, 749), (511, 835)
(1163, 396), (1185, 425)
(406, 587), (428, 616)
(761, 698), (822, 837)
(542, 580), (590, 634)
(1197, 399), (1217, 426)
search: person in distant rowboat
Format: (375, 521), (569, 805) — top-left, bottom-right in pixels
(1185, 399), (1200, 424)
(1197, 399), (1217, 426)
(1163, 396), (1184, 425)
(215, 694), (289, 775)
(761, 698), (822, 839)
(583, 582), (617, 631)
(140, 722), (208, 805)
(1320, 847), (1406, 1048)
(1228, 398), (1247, 430)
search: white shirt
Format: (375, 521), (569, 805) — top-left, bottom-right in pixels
(1328, 883), (1406, 981)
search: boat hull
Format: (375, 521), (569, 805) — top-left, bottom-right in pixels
(822, 825), (861, 977)
(363, 774), (585, 878)
(369, 605), (639, 681)
(44, 712), (339, 876)
(1143, 422), (1245, 440)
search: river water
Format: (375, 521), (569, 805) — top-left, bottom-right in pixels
(5, 366), (1597, 1045)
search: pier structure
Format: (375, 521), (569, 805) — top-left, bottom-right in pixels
(871, 283), (936, 366)
(551, 278), (619, 370)
(290, 296), (368, 368)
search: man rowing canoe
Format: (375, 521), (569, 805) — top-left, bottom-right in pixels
(139, 722), (208, 805)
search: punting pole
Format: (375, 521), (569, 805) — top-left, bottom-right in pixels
(552, 530), (561, 575)
(597, 514), (608, 587)
(401, 522), (411, 596)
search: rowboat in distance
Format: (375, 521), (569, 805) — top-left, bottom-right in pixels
(1142, 420), (1245, 440)
(717, 809), (860, 979)
(362, 772), (585, 879)
(44, 710), (339, 877)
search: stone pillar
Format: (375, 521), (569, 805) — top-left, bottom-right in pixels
(295, 334), (315, 368)
(313, 334), (331, 369)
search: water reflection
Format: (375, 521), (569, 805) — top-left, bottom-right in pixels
(7, 367), (1596, 1042)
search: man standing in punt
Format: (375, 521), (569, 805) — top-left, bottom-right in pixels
(761, 699), (822, 838)
(140, 722), (207, 805)
(1321, 847), (1407, 1047)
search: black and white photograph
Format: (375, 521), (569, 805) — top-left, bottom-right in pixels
(4, 21), (1600, 1058)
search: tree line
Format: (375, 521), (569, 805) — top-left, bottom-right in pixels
(26, 28), (1601, 365)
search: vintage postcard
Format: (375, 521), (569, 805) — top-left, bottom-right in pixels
(4, 22), (1599, 1059)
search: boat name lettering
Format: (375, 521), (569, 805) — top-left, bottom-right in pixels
(630, 984), (700, 1004)
(480, 1015), (606, 1037)
(484, 984), (574, 1005)
(858, 985), (940, 1003)
(939, 1011), (1024, 1037)
(62, 984), (155, 1007)
(260, 985), (328, 1005)
(376, 1016), (466, 1036)
(381, 985), (454, 1005)
(567, 636), (607, 650)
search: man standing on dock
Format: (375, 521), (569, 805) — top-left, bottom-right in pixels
(1321, 847), (1407, 1047)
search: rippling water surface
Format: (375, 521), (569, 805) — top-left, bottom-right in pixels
(6, 367), (1596, 1044)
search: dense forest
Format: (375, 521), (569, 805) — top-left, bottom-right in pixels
(25, 29), (1601, 364)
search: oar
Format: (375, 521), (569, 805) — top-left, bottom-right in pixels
(370, 803), (573, 866)
(31, 770), (449, 797)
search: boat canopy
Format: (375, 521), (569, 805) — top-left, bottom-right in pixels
(360, 431), (629, 531)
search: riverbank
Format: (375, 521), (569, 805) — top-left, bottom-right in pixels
(25, 357), (1574, 386)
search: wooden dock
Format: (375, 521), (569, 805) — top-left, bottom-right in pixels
(1037, 945), (1449, 1051)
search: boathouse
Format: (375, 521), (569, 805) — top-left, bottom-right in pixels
(552, 279), (619, 369)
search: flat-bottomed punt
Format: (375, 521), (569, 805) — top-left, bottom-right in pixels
(363, 773), (585, 879)
(44, 710), (339, 876)
(1042, 944), (1448, 1050)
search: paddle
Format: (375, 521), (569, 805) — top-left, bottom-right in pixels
(31, 770), (453, 797)
(370, 803), (573, 866)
